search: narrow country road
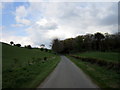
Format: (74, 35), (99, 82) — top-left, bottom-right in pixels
(38, 56), (98, 88)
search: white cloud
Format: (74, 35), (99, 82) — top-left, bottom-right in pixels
(15, 16), (31, 26)
(15, 6), (31, 26)
(23, 2), (118, 47)
(15, 6), (27, 17)
(1, 30), (33, 47)
(36, 18), (58, 30)
(2, 2), (118, 48)
(1, 35), (33, 47)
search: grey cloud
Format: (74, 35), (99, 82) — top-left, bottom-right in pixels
(97, 3), (118, 26)
(58, 2), (118, 33)
(99, 14), (118, 26)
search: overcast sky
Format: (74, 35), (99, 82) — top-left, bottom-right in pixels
(0, 1), (118, 48)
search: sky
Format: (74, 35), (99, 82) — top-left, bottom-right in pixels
(0, 1), (118, 48)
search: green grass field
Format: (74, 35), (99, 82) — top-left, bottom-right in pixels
(67, 51), (120, 88)
(2, 43), (60, 88)
(75, 51), (119, 63)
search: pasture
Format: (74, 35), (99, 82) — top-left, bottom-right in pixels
(2, 43), (60, 88)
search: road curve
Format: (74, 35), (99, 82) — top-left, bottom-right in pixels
(38, 56), (98, 88)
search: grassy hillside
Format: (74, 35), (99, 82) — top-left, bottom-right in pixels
(2, 42), (60, 88)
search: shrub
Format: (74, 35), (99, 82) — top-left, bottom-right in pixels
(40, 48), (44, 51)
(44, 57), (47, 61)
(44, 48), (48, 52)
(14, 44), (21, 47)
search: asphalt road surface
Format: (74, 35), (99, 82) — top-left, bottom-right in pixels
(38, 56), (99, 88)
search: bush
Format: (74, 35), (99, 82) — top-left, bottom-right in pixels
(25, 45), (32, 49)
(40, 48), (44, 51)
(44, 48), (48, 52)
(44, 57), (47, 61)
(14, 44), (21, 47)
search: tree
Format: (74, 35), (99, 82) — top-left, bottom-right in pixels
(94, 32), (105, 51)
(44, 48), (48, 52)
(63, 38), (76, 53)
(94, 32), (105, 41)
(28, 45), (32, 49)
(50, 32), (119, 54)
(83, 34), (94, 51)
(49, 45), (52, 48)
(40, 44), (45, 48)
(102, 33), (111, 51)
(15, 44), (21, 47)
(40, 44), (45, 51)
(10, 41), (14, 46)
(52, 38), (64, 53)
(75, 36), (84, 52)
(114, 32), (120, 51)
(25, 45), (32, 49)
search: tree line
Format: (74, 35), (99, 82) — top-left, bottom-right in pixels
(52, 32), (120, 54)
(9, 41), (49, 52)
(10, 41), (32, 49)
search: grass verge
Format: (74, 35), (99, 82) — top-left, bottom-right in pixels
(67, 56), (120, 88)
(3, 56), (60, 88)
(23, 56), (61, 88)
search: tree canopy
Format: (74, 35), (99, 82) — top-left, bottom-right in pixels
(52, 32), (120, 54)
